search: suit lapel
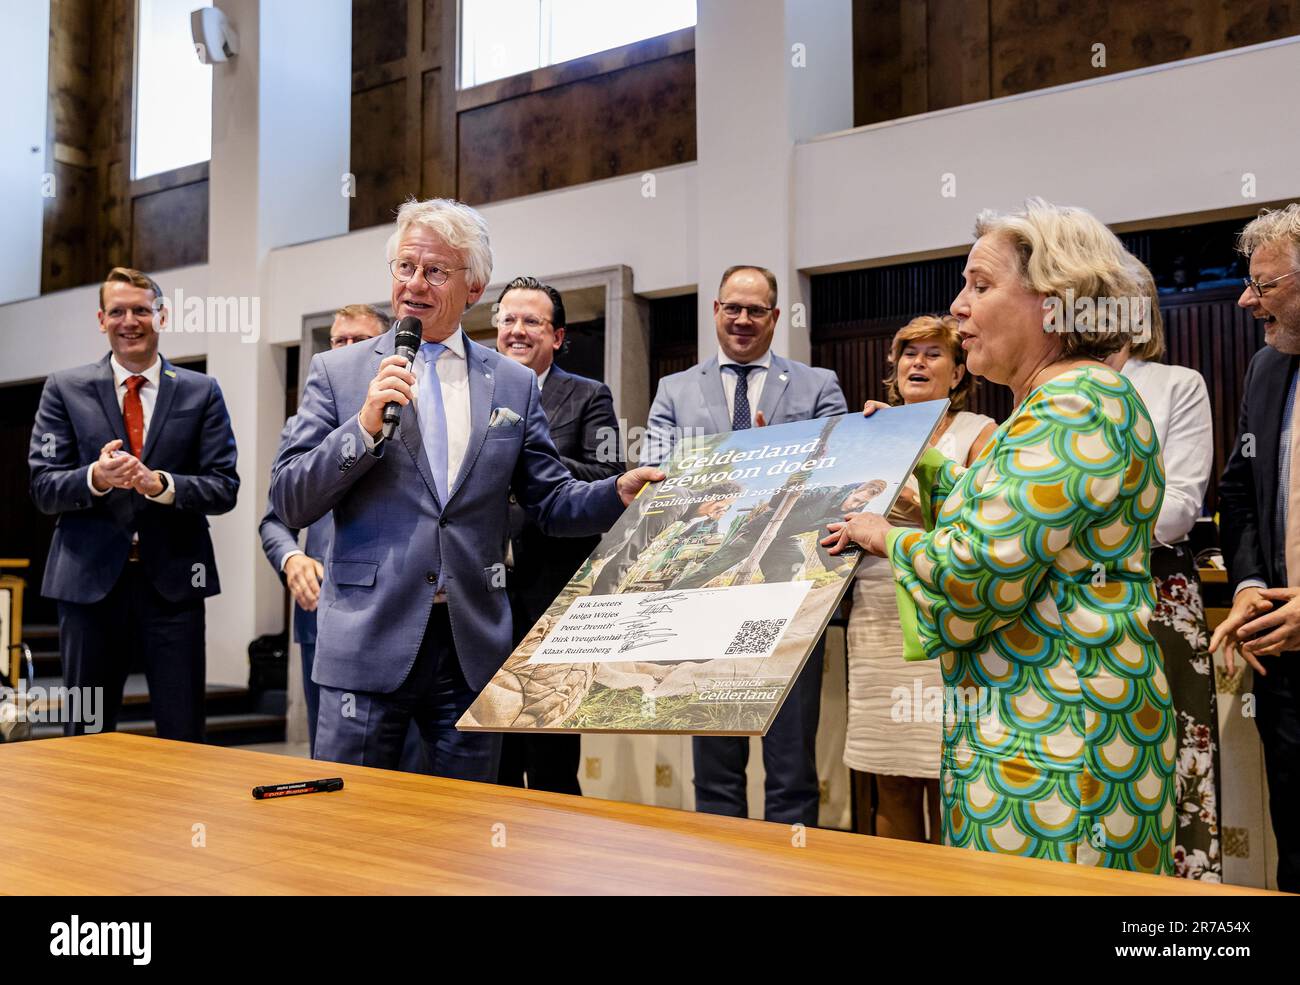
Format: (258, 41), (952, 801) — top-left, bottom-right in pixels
(699, 359), (730, 434)
(93, 355), (128, 445)
(450, 337), (495, 503)
(756, 355), (790, 424)
(1259, 351), (1296, 538)
(140, 357), (177, 462)
(541, 366), (573, 425)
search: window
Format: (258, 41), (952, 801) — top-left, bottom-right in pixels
(459, 0), (696, 89)
(134, 0), (213, 179)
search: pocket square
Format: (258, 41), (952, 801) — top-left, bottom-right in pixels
(488, 406), (523, 428)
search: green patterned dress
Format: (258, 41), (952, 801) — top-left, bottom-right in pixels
(886, 366), (1176, 873)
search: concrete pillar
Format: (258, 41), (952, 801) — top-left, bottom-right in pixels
(694, 0), (853, 363)
(201, 0), (350, 686)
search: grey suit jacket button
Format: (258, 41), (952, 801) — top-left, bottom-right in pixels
(426, 571), (437, 584)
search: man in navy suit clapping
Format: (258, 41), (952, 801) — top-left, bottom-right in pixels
(29, 267), (239, 741)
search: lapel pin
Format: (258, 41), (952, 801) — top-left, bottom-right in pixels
(779, 373), (788, 381)
(164, 369), (176, 378)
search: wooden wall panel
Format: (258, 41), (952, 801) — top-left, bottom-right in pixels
(852, 0), (905, 126)
(47, 0), (94, 150)
(349, 12), (694, 229)
(41, 162), (94, 292)
(43, 0), (209, 292)
(457, 51), (696, 205)
(421, 69), (453, 198)
(422, 0), (444, 59)
(350, 80), (412, 230)
(42, 0), (97, 292)
(992, 0), (1299, 98)
(352, 0), (407, 71)
(348, 0), (455, 230)
(131, 181), (210, 274)
(855, 0), (1300, 126)
(93, 0), (133, 272)
(927, 0), (990, 110)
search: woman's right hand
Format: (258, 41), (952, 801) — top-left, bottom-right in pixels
(862, 400), (890, 417)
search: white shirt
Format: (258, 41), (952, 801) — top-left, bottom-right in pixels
(1122, 358), (1213, 546)
(717, 347), (772, 427)
(536, 365), (551, 391)
(360, 327), (472, 493)
(87, 355), (177, 506)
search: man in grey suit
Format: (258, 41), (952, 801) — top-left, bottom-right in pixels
(269, 198), (660, 780)
(640, 264), (847, 825)
(259, 304), (387, 756)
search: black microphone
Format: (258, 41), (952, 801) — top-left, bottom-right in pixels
(382, 317), (423, 442)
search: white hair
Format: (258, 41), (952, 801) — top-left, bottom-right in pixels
(385, 197), (494, 290)
(1238, 203), (1300, 260)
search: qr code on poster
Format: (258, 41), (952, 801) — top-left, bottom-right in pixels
(724, 618), (787, 655)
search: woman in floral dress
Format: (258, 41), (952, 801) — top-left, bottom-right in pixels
(825, 199), (1176, 872)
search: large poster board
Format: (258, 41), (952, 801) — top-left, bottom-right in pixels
(460, 401), (948, 735)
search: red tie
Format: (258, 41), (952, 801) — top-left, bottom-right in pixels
(123, 375), (146, 458)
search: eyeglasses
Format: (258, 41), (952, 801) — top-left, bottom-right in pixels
(719, 302), (774, 320)
(497, 313), (552, 331)
(330, 333), (373, 348)
(389, 258), (467, 287)
(104, 305), (158, 321)
(1243, 268), (1300, 297)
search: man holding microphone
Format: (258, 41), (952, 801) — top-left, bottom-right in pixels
(269, 198), (660, 780)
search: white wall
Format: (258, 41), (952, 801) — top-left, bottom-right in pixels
(199, 0), (354, 684)
(795, 36), (1300, 273)
(694, 0), (853, 362)
(0, 0), (52, 305)
(0, 265), (212, 385)
(263, 164), (701, 345)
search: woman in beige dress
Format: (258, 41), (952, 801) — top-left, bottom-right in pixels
(845, 315), (996, 841)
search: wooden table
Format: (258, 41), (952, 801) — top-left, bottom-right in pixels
(0, 733), (1278, 895)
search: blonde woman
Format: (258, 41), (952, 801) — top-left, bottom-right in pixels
(826, 199), (1177, 873)
(845, 316), (995, 841)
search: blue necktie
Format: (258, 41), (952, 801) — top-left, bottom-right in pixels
(418, 341), (449, 503)
(731, 365), (755, 431)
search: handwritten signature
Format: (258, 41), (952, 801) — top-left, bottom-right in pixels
(634, 592), (687, 615)
(615, 593), (688, 652)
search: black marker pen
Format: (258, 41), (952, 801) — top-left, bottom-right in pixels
(252, 777), (344, 799)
